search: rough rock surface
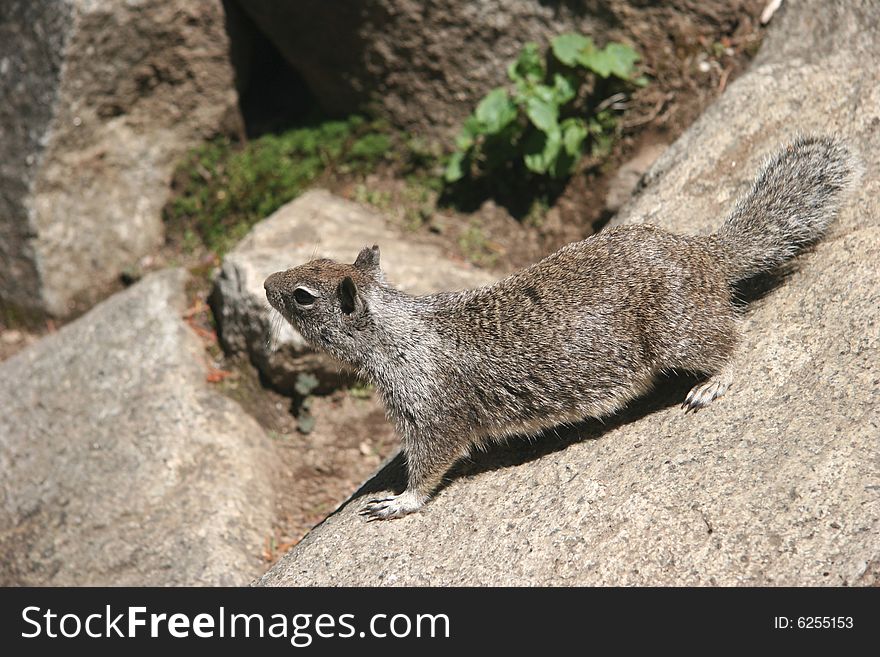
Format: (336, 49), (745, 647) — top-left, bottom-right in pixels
(231, 0), (763, 138)
(604, 142), (668, 213)
(0, 0), (238, 317)
(212, 189), (496, 395)
(0, 270), (275, 585)
(258, 0), (880, 586)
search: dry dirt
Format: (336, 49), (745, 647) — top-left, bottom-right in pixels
(178, 276), (399, 565)
(234, 377), (398, 564)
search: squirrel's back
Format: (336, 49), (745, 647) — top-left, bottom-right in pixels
(419, 225), (736, 432)
(411, 134), (860, 437)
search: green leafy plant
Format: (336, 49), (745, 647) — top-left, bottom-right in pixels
(445, 34), (645, 183)
(164, 116), (392, 255)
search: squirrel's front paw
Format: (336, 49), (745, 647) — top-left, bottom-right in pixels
(360, 490), (425, 521)
(683, 376), (731, 412)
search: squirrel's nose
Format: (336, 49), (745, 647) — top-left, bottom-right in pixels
(264, 271), (283, 293)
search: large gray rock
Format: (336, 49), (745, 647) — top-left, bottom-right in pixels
(0, 269), (276, 585)
(258, 0), (880, 586)
(610, 4), (879, 238)
(0, 0), (238, 318)
(232, 0), (763, 138)
(212, 189), (496, 394)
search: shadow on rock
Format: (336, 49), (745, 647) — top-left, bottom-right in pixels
(344, 370), (703, 505)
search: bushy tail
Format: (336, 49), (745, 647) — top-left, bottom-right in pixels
(714, 135), (862, 282)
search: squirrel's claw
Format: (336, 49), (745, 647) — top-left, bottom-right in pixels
(363, 497), (394, 506)
(683, 377), (731, 413)
(360, 491), (425, 521)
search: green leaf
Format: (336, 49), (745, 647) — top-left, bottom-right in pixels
(560, 118), (588, 157)
(455, 132), (474, 151)
(577, 48), (611, 77)
(463, 114), (482, 135)
(474, 88), (517, 134)
(507, 59), (519, 84)
(552, 73), (577, 104)
(525, 96), (558, 132)
(523, 127), (561, 175)
(580, 42), (640, 79)
(507, 42), (545, 84)
(444, 150), (468, 182)
(603, 42), (640, 79)
(551, 151), (576, 177)
(530, 84), (557, 104)
(541, 119), (587, 178)
(551, 33), (595, 67)
(454, 115), (481, 150)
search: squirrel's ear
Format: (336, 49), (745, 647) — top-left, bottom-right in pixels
(354, 245), (380, 272)
(338, 276), (364, 316)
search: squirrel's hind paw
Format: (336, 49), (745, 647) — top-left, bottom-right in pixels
(683, 375), (731, 413)
(360, 490), (426, 521)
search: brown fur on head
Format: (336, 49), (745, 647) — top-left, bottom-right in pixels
(264, 245), (383, 364)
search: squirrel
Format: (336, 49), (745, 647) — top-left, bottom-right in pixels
(264, 135), (861, 520)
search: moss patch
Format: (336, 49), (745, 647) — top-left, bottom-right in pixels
(164, 116), (397, 255)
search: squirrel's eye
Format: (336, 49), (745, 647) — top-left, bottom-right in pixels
(293, 288), (316, 306)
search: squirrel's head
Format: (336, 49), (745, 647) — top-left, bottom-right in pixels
(264, 245), (383, 363)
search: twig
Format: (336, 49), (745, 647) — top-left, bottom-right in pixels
(761, 0), (783, 25)
(621, 93), (672, 130)
(596, 92), (629, 113)
(719, 66), (733, 93)
(182, 300), (208, 319)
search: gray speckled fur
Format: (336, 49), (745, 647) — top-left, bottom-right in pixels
(264, 135), (860, 519)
